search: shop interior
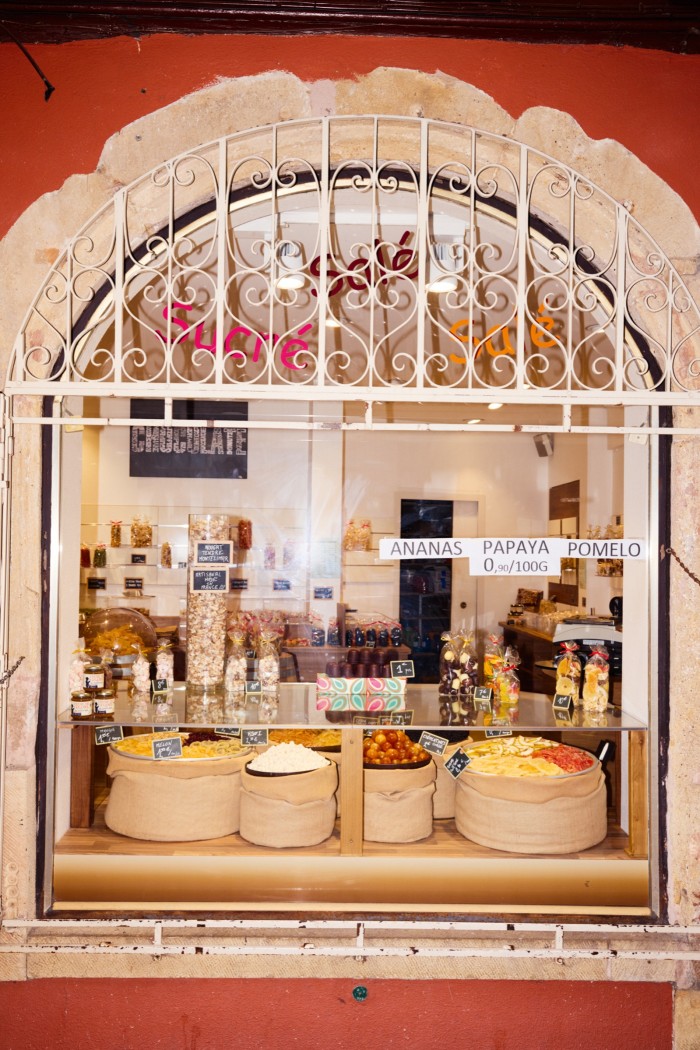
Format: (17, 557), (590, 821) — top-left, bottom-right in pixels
(40, 395), (653, 915)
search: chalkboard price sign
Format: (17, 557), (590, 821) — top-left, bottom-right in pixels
(390, 710), (414, 726)
(552, 693), (573, 711)
(150, 678), (169, 696)
(353, 713), (381, 725)
(418, 731), (448, 756)
(390, 660), (415, 679)
(152, 736), (183, 759)
(444, 747), (471, 779)
(485, 728), (513, 739)
(313, 587), (334, 600)
(94, 725), (124, 746)
(553, 709), (573, 725)
(124, 577), (144, 591)
(191, 569), (228, 591)
(214, 726), (241, 737)
(241, 728), (268, 746)
(131, 554), (147, 565)
(273, 579), (292, 591)
(87, 577), (106, 590)
(196, 541), (232, 565)
(230, 578), (248, 590)
(473, 686), (493, 712)
(245, 680), (262, 695)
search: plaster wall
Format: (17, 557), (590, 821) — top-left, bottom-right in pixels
(0, 41), (699, 1047)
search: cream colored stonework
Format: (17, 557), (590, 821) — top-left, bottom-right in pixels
(0, 72), (698, 1041)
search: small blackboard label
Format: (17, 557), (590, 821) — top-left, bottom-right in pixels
(124, 577), (144, 590)
(353, 713), (381, 725)
(196, 541), (232, 565)
(485, 728), (513, 739)
(314, 586), (334, 600)
(95, 725), (124, 746)
(214, 726), (241, 737)
(390, 710), (414, 725)
(474, 686), (493, 712)
(390, 660), (415, 678)
(87, 577), (106, 590)
(191, 568), (228, 591)
(155, 724), (180, 732)
(131, 553), (147, 565)
(553, 709), (573, 725)
(419, 731), (449, 756)
(242, 728), (268, 746)
(245, 680), (262, 695)
(230, 577), (248, 591)
(273, 578), (292, 591)
(553, 693), (573, 711)
(444, 747), (471, 779)
(152, 736), (183, 759)
(150, 678), (169, 696)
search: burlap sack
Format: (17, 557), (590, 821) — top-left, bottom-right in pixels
(105, 749), (250, 841)
(239, 791), (337, 848)
(433, 741), (472, 819)
(363, 762), (437, 842)
(240, 760), (337, 803)
(454, 771), (607, 854)
(364, 782), (436, 842)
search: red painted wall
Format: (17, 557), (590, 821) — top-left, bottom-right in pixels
(0, 33), (699, 241)
(0, 977), (674, 1049)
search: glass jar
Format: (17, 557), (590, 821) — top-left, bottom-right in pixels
(187, 514), (229, 687)
(70, 690), (94, 720)
(84, 659), (106, 693)
(93, 688), (115, 718)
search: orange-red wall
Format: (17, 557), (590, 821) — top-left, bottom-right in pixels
(0, 977), (674, 1049)
(1, 33), (699, 241)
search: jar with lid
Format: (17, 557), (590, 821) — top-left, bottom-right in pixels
(187, 514), (229, 688)
(84, 658), (106, 693)
(93, 688), (115, 719)
(70, 690), (94, 720)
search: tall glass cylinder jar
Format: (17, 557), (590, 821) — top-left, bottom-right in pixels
(186, 514), (229, 688)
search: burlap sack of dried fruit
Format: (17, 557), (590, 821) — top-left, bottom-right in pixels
(239, 761), (338, 847)
(433, 740), (472, 819)
(363, 761), (436, 842)
(454, 766), (607, 854)
(105, 749), (250, 841)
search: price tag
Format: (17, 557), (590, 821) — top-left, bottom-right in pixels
(191, 568), (228, 591)
(87, 577), (106, 590)
(444, 747), (471, 779)
(150, 678), (169, 696)
(389, 710), (414, 726)
(473, 686), (493, 712)
(230, 578), (248, 590)
(94, 725), (124, 746)
(130, 554), (147, 565)
(314, 587), (333, 600)
(124, 577), (144, 590)
(245, 680), (262, 696)
(214, 726), (241, 737)
(273, 578), (292, 591)
(552, 693), (573, 711)
(485, 728), (513, 739)
(390, 660), (415, 678)
(352, 713), (381, 725)
(418, 731), (449, 756)
(196, 541), (232, 565)
(241, 728), (269, 746)
(152, 736), (183, 759)
(155, 724), (180, 733)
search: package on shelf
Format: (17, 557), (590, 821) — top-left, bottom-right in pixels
(315, 674), (406, 711)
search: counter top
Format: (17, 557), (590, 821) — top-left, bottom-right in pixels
(57, 682), (647, 733)
(498, 619), (555, 642)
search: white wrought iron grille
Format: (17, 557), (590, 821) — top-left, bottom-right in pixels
(8, 116), (700, 406)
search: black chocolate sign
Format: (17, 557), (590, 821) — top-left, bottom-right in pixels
(273, 579), (292, 591)
(484, 728), (513, 739)
(129, 399), (247, 479)
(552, 693), (573, 711)
(444, 747), (471, 779)
(124, 577), (144, 590)
(473, 686), (493, 712)
(196, 542), (231, 565)
(192, 569), (228, 591)
(418, 731), (448, 756)
(230, 578), (248, 590)
(152, 736), (183, 759)
(131, 554), (147, 564)
(87, 577), (106, 590)
(241, 728), (268, 746)
(390, 660), (415, 679)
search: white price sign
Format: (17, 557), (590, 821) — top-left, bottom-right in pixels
(470, 554), (560, 576)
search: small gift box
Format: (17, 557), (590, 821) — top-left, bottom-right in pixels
(315, 675), (406, 712)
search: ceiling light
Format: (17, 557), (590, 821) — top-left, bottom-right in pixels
(277, 242), (305, 290)
(488, 402), (503, 411)
(428, 241), (459, 294)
